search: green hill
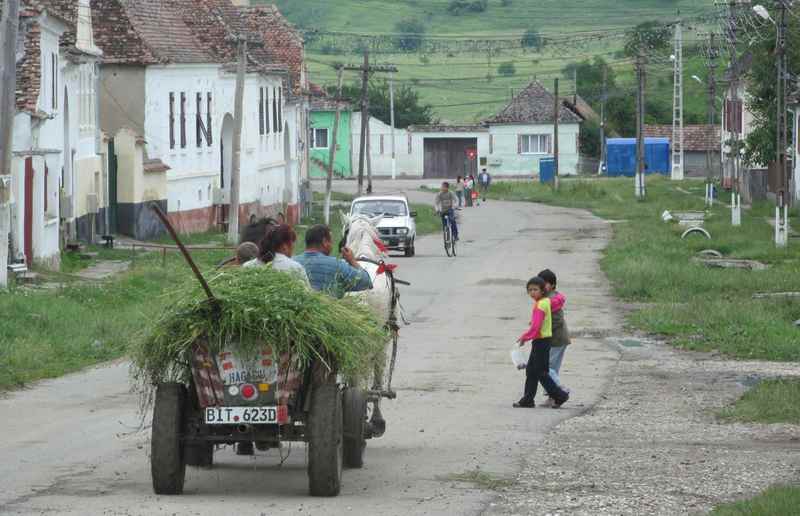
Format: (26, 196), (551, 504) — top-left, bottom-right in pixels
(259, 0), (720, 128)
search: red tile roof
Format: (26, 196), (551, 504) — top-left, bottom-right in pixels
(244, 4), (305, 94)
(644, 124), (721, 152)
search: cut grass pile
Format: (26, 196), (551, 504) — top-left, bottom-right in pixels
(131, 266), (387, 387)
(487, 177), (800, 361)
(710, 485), (800, 515)
(719, 378), (800, 425)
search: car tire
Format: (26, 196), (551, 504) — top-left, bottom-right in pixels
(308, 383), (343, 497)
(151, 383), (187, 495)
(405, 238), (415, 257)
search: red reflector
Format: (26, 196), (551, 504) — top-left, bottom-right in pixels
(261, 359), (273, 367)
(241, 384), (256, 399)
(277, 405), (289, 424)
(373, 238), (388, 252)
(222, 362), (233, 371)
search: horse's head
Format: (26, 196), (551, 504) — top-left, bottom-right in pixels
(340, 212), (387, 262)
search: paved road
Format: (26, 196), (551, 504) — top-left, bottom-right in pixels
(0, 180), (619, 515)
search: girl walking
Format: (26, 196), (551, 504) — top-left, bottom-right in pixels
(455, 176), (465, 208)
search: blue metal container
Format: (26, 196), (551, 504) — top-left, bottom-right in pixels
(539, 157), (555, 183)
(606, 138), (670, 177)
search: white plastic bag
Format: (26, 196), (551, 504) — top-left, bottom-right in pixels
(510, 344), (531, 370)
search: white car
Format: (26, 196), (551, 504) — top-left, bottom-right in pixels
(349, 195), (417, 257)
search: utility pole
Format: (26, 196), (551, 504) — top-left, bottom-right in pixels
(227, 38), (247, 244)
(671, 18), (685, 181)
(599, 66), (607, 175)
(553, 77), (560, 190)
(705, 32), (719, 207)
(635, 50), (647, 200)
(357, 50), (369, 196)
(389, 70), (396, 180)
(343, 56), (397, 196)
(727, 0), (742, 226)
(366, 112), (373, 194)
(775, 0), (789, 247)
(0, 0), (20, 288)
(324, 66), (344, 225)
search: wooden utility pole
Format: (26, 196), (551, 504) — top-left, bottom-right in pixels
(324, 66), (344, 225)
(635, 50), (647, 200)
(357, 50), (369, 196)
(553, 77), (560, 190)
(227, 38), (247, 244)
(343, 57), (397, 196)
(599, 66), (607, 175)
(389, 70), (396, 180)
(366, 115), (373, 193)
(0, 0), (20, 288)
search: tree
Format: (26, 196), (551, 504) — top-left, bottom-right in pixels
(497, 62), (516, 76)
(330, 80), (437, 129)
(742, 6), (800, 167)
(447, 0), (488, 15)
(394, 18), (425, 51)
(624, 21), (671, 57)
(521, 27), (543, 50)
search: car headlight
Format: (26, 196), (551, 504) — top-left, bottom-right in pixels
(396, 228), (409, 235)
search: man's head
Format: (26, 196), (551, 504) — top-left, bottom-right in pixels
(305, 224), (333, 255)
(441, 181), (450, 193)
(482, 168), (487, 174)
(538, 268), (557, 293)
(236, 242), (260, 265)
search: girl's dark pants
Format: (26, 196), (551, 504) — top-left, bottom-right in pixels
(522, 338), (567, 403)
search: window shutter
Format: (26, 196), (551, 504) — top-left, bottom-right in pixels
(265, 89), (270, 134)
(518, 135), (522, 154)
(207, 93), (213, 146)
(272, 87), (278, 133)
(180, 92), (186, 148)
(489, 134), (493, 154)
(259, 88), (264, 136)
(169, 93), (175, 150)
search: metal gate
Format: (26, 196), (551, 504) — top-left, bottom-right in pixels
(423, 138), (478, 179)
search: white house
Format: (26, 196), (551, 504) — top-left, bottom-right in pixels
(93, 0), (307, 239)
(349, 81), (581, 179)
(5, 0), (104, 269)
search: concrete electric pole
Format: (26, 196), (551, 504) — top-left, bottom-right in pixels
(227, 38), (247, 245)
(775, 0), (789, 247)
(671, 18), (685, 181)
(635, 51), (647, 200)
(0, 0), (20, 288)
(324, 66), (344, 225)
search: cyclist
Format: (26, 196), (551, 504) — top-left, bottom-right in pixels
(434, 181), (459, 241)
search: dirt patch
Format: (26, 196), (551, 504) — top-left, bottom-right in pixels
(486, 338), (800, 516)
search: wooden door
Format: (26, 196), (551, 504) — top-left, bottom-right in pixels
(423, 138), (478, 179)
(24, 158), (34, 265)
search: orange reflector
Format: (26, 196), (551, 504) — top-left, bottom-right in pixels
(277, 405), (289, 424)
(258, 383), (270, 392)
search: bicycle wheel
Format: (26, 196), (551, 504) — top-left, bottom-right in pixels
(443, 221), (452, 257)
(451, 230), (457, 257)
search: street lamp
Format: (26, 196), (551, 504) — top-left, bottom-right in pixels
(752, 5), (774, 24)
(691, 75), (703, 84)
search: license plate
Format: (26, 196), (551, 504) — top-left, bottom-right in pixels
(204, 406), (278, 425)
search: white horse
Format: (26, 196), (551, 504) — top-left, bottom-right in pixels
(340, 213), (401, 436)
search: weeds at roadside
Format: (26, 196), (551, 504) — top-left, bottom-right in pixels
(710, 485), (800, 515)
(719, 378), (800, 425)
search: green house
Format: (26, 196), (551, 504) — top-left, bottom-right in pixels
(310, 99), (353, 178)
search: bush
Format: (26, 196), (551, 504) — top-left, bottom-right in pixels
(497, 62), (516, 76)
(447, 0), (488, 15)
(394, 18), (425, 51)
(521, 27), (543, 50)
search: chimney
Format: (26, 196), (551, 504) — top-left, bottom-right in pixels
(76, 0), (101, 55)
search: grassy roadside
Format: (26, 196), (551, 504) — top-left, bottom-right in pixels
(0, 195), (438, 391)
(710, 485), (800, 515)
(719, 378), (800, 424)
(486, 177), (800, 362)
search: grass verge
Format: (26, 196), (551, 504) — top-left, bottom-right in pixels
(486, 177), (800, 362)
(719, 378), (800, 424)
(710, 485), (800, 515)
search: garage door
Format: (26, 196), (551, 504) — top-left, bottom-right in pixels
(423, 138), (478, 179)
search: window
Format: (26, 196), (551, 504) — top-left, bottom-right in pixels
(312, 128), (329, 149)
(180, 92), (187, 148)
(51, 53), (57, 110)
(272, 87), (278, 133)
(259, 87), (265, 136)
(408, 134), (412, 154)
(352, 200), (408, 216)
(169, 93), (175, 149)
(265, 88), (270, 134)
(724, 99), (743, 134)
(519, 134), (551, 154)
(380, 134), (385, 155)
(489, 134), (494, 154)
(207, 93), (213, 145)
(196, 93), (210, 147)
(278, 87), (283, 131)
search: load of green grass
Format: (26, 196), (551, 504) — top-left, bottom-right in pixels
(131, 266), (388, 387)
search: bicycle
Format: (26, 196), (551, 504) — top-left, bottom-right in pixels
(441, 213), (457, 257)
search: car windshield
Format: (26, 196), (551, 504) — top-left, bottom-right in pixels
(352, 200), (407, 217)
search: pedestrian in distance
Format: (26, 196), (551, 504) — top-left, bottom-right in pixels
(479, 168), (492, 202)
(538, 269), (571, 406)
(464, 175), (474, 207)
(514, 276), (570, 409)
(455, 176), (465, 208)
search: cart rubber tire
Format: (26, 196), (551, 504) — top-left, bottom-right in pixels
(151, 383), (187, 495)
(308, 384), (343, 497)
(342, 388), (367, 468)
(185, 443), (213, 468)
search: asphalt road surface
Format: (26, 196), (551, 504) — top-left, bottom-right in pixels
(0, 181), (619, 516)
